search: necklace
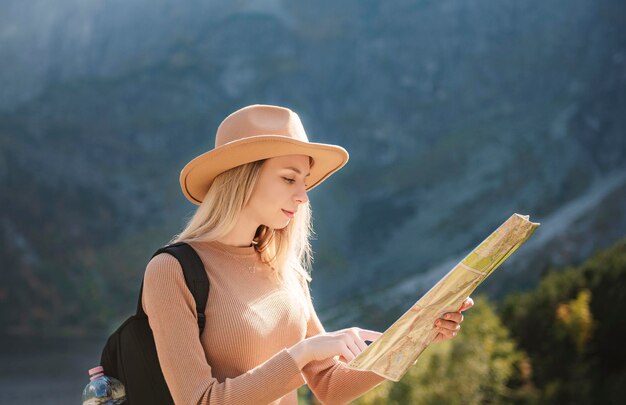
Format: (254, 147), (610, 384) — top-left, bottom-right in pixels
(212, 244), (259, 273)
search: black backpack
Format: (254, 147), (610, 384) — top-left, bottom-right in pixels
(100, 242), (209, 405)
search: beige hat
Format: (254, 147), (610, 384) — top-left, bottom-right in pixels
(180, 104), (349, 205)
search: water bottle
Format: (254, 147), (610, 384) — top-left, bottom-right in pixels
(82, 366), (127, 405)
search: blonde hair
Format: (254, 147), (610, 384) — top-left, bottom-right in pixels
(170, 159), (313, 316)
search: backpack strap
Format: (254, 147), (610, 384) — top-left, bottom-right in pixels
(136, 242), (209, 336)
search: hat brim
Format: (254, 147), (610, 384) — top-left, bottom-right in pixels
(180, 135), (349, 205)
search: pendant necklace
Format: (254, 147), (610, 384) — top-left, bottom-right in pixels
(213, 245), (259, 273)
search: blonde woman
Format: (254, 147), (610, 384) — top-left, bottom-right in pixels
(142, 104), (473, 404)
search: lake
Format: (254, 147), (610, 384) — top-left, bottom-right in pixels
(0, 336), (104, 404)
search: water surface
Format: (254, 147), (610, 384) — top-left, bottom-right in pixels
(0, 336), (103, 404)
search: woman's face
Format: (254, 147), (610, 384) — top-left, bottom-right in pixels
(244, 154), (311, 229)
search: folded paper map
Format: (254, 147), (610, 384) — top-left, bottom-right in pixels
(346, 213), (540, 381)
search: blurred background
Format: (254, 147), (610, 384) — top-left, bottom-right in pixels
(0, 0), (625, 403)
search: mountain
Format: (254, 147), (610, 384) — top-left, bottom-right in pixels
(0, 0), (624, 336)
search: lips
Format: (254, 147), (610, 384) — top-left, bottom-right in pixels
(282, 209), (295, 219)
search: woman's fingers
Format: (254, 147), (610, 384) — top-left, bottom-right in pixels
(435, 321), (458, 337)
(441, 312), (464, 324)
(353, 336), (368, 352)
(339, 347), (355, 362)
(345, 328), (374, 354)
(345, 339), (362, 358)
(460, 297), (474, 311)
(334, 327), (381, 362)
(436, 318), (461, 332)
(358, 329), (383, 342)
(432, 299), (472, 344)
(336, 328), (382, 343)
(437, 328), (457, 339)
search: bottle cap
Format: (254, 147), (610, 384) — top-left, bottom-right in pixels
(89, 366), (104, 375)
(88, 366), (105, 380)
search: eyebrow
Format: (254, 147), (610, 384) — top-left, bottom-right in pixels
(284, 167), (311, 177)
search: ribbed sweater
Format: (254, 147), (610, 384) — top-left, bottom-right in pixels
(141, 240), (386, 405)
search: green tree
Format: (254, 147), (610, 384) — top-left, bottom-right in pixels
(501, 237), (626, 404)
(554, 289), (594, 353)
(353, 297), (537, 405)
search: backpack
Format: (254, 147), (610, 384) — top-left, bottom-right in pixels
(100, 242), (209, 405)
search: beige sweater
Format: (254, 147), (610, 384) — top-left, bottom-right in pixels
(141, 240), (386, 405)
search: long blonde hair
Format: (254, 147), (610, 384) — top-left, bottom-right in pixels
(170, 159), (313, 316)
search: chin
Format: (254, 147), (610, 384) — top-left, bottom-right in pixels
(261, 220), (289, 230)
(276, 221), (290, 230)
(272, 218), (291, 230)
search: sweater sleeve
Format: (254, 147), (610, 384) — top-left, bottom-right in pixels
(299, 280), (387, 405)
(142, 253), (305, 405)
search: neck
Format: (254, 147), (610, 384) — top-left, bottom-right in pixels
(218, 215), (259, 247)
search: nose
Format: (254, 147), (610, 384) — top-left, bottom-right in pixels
(294, 183), (309, 205)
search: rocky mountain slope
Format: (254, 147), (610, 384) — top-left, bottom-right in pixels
(0, 0), (624, 336)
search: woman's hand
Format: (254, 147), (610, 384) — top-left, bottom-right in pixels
(288, 327), (383, 369)
(433, 297), (474, 343)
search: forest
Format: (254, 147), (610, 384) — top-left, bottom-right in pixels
(298, 237), (626, 404)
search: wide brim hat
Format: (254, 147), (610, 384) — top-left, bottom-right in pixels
(180, 104), (349, 205)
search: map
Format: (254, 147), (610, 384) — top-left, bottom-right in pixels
(346, 213), (540, 381)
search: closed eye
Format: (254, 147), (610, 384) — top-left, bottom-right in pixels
(282, 177), (296, 184)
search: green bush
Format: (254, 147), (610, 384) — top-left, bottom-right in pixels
(353, 296), (537, 405)
(501, 238), (626, 404)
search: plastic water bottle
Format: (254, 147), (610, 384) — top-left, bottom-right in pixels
(82, 366), (127, 405)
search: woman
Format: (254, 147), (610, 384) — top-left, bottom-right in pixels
(142, 104), (473, 405)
